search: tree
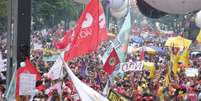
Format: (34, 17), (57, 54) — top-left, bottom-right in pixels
(0, 0), (7, 33)
(54, 0), (80, 30)
(32, 0), (81, 30)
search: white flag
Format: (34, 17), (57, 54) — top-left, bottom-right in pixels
(46, 58), (64, 80)
(64, 62), (109, 101)
(45, 82), (62, 95)
(102, 80), (110, 96)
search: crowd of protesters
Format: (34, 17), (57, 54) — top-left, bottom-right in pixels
(0, 32), (7, 99)
(0, 23), (201, 100)
(26, 25), (201, 101)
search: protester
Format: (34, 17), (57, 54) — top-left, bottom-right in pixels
(24, 26), (201, 101)
(1, 22), (201, 100)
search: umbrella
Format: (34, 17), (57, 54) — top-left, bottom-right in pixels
(131, 36), (144, 43)
(149, 46), (165, 54)
(165, 36), (192, 48)
(133, 46), (156, 54)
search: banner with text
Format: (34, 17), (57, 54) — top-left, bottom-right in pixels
(185, 68), (198, 77)
(19, 73), (36, 95)
(120, 61), (143, 72)
(107, 89), (130, 101)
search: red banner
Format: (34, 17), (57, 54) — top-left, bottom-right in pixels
(64, 0), (108, 61)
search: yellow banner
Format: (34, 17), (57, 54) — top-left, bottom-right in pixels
(196, 30), (201, 42)
(107, 89), (129, 101)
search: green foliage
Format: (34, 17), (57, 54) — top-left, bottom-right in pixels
(0, 0), (7, 17)
(0, 0), (80, 32)
(0, 0), (7, 33)
(32, 0), (81, 30)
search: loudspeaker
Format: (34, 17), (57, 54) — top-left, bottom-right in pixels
(17, 0), (31, 67)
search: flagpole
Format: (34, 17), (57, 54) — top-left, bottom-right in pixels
(58, 55), (67, 101)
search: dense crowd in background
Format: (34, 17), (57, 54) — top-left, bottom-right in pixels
(0, 24), (201, 100)
(29, 25), (201, 101)
(0, 32), (7, 99)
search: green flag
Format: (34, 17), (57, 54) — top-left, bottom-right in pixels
(5, 70), (16, 100)
(103, 11), (131, 63)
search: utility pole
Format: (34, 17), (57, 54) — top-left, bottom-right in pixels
(6, 0), (16, 88)
(6, 0), (31, 87)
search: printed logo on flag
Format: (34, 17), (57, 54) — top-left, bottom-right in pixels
(82, 13), (93, 28)
(109, 57), (116, 66)
(99, 13), (106, 28)
(63, 0), (108, 62)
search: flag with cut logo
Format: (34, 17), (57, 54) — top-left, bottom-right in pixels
(179, 48), (190, 68)
(102, 11), (131, 63)
(63, 60), (109, 101)
(103, 48), (120, 74)
(171, 53), (180, 75)
(64, 0), (108, 61)
(196, 29), (201, 43)
(53, 30), (73, 50)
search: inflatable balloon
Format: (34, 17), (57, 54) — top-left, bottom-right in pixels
(136, 0), (166, 19)
(108, 0), (128, 18)
(73, 0), (89, 4)
(144, 0), (201, 14)
(110, 0), (128, 12)
(195, 11), (201, 28)
(106, 0), (124, 9)
(110, 7), (128, 18)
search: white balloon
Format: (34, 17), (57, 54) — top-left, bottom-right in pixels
(144, 0), (201, 14)
(110, 7), (128, 18)
(110, 0), (128, 12)
(107, 0), (124, 9)
(73, 0), (89, 4)
(195, 11), (201, 28)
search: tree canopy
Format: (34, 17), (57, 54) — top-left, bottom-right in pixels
(32, 0), (82, 30)
(0, 0), (7, 33)
(0, 0), (82, 32)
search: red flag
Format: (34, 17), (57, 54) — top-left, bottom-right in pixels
(25, 58), (42, 80)
(36, 84), (46, 91)
(64, 0), (108, 61)
(53, 30), (73, 49)
(140, 48), (144, 61)
(103, 48), (120, 74)
(16, 58), (42, 96)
